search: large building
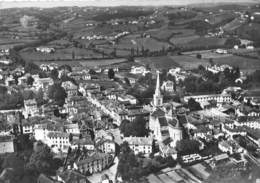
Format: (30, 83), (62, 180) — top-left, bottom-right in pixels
(184, 94), (232, 104)
(124, 136), (153, 156)
(149, 71), (183, 149)
(23, 99), (39, 118)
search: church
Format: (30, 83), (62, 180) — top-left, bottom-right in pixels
(149, 71), (183, 149)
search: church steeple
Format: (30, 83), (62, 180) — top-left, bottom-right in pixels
(155, 70), (161, 96)
(153, 71), (163, 108)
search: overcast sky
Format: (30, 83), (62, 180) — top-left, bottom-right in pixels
(0, 0), (258, 9)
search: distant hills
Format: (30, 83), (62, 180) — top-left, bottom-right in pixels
(0, 0), (259, 9)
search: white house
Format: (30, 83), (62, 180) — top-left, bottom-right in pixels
(36, 47), (55, 54)
(96, 138), (116, 154)
(23, 99), (39, 119)
(70, 137), (95, 151)
(130, 66), (149, 75)
(47, 132), (70, 152)
(118, 94), (138, 105)
(123, 136), (153, 156)
(206, 65), (233, 74)
(65, 123), (80, 135)
(33, 77), (54, 92)
(161, 80), (175, 92)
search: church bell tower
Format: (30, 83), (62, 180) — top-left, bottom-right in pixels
(153, 71), (163, 108)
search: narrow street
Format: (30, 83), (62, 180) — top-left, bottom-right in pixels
(87, 156), (119, 183)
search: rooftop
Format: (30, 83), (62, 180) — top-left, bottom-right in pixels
(124, 136), (153, 146)
(48, 132), (70, 138)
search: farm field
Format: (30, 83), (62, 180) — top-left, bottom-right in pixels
(95, 46), (132, 57)
(187, 37), (227, 47)
(182, 50), (232, 59)
(95, 34), (171, 54)
(79, 58), (127, 67)
(147, 27), (175, 41)
(170, 35), (200, 45)
(169, 55), (209, 70)
(136, 56), (180, 70)
(115, 35), (171, 51)
(33, 58), (128, 68)
(20, 47), (103, 62)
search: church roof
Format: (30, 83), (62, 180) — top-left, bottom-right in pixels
(151, 108), (165, 118)
(158, 117), (168, 127)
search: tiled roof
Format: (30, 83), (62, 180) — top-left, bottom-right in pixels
(151, 108), (165, 118)
(158, 117), (168, 127)
(47, 132), (69, 138)
(76, 152), (110, 166)
(124, 136), (153, 146)
(71, 137), (94, 145)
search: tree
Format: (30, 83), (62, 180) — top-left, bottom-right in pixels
(22, 90), (34, 100)
(72, 51), (75, 60)
(35, 88), (45, 105)
(124, 77), (130, 86)
(50, 69), (58, 80)
(196, 53), (202, 59)
(176, 139), (200, 155)
(26, 76), (34, 86)
(120, 116), (148, 137)
(26, 145), (55, 175)
(48, 84), (67, 106)
(187, 98), (202, 111)
(108, 68), (115, 79)
(25, 62), (40, 74)
(89, 69), (97, 75)
(225, 37), (241, 47)
(117, 142), (140, 181)
(58, 65), (72, 72)
(119, 119), (130, 135)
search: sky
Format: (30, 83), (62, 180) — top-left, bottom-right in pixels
(0, 0), (259, 9)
